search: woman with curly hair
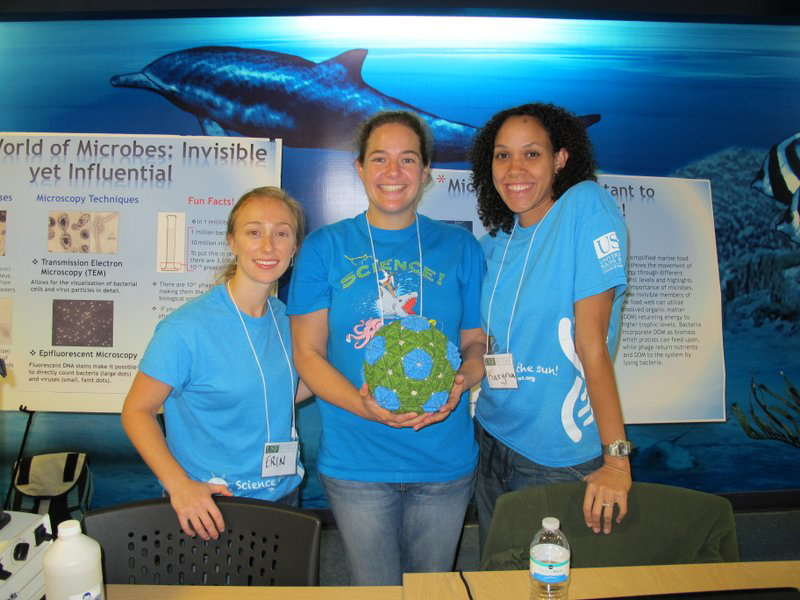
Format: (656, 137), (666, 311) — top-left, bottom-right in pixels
(470, 102), (631, 548)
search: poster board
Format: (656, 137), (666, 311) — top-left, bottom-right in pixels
(420, 170), (725, 424)
(0, 132), (281, 412)
(602, 174), (725, 423)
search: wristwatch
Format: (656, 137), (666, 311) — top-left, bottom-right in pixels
(603, 439), (633, 458)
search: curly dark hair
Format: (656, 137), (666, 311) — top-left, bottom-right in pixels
(469, 102), (597, 236)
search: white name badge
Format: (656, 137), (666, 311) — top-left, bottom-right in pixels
(261, 441), (298, 478)
(484, 353), (518, 389)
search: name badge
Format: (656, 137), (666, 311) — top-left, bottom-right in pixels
(261, 441), (298, 478)
(484, 353), (518, 389)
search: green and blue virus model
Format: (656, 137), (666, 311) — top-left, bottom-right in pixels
(363, 315), (462, 413)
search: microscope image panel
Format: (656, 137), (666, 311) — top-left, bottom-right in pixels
(48, 211), (119, 254)
(0, 210), (6, 256)
(0, 297), (11, 344)
(51, 299), (114, 347)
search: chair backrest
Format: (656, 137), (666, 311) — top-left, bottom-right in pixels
(481, 481), (739, 570)
(83, 496), (321, 585)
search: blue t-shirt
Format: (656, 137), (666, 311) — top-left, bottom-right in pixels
(139, 284), (303, 501)
(287, 213), (484, 482)
(477, 181), (628, 467)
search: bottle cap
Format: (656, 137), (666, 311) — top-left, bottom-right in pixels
(542, 517), (560, 531)
(57, 519), (82, 538)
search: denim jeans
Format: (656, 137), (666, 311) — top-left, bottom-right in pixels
(474, 419), (603, 553)
(320, 470), (476, 586)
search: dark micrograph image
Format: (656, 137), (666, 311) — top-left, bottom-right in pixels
(52, 299), (114, 347)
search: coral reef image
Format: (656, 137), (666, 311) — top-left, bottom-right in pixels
(48, 211), (119, 254)
(628, 145), (800, 493)
(363, 315), (461, 414)
(733, 373), (800, 449)
(671, 147), (800, 333)
(51, 299), (114, 347)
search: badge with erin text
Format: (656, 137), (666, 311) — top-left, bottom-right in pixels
(261, 441), (298, 478)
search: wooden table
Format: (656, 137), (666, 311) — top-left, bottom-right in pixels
(106, 561), (800, 599)
(107, 584), (402, 599)
(403, 561), (800, 599)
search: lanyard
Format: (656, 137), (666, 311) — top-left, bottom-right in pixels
(226, 281), (298, 443)
(485, 206), (553, 355)
(365, 212), (424, 322)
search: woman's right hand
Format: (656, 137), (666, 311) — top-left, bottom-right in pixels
(357, 383), (428, 428)
(122, 372), (235, 540)
(168, 479), (233, 540)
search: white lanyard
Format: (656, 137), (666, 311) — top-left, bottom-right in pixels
(226, 281), (298, 442)
(485, 205), (553, 355)
(365, 211), (424, 322)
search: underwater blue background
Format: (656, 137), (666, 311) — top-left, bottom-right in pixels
(1, 15), (798, 508)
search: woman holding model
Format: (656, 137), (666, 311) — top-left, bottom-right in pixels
(288, 110), (486, 585)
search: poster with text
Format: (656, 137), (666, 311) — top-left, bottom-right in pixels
(0, 132), (281, 412)
(418, 169), (725, 423)
(603, 174), (725, 423)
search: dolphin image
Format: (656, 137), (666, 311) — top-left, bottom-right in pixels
(111, 46), (600, 163)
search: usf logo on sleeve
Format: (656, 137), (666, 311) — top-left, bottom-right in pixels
(593, 232), (623, 273)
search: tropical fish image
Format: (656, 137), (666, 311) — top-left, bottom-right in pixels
(111, 46), (600, 163)
(752, 131), (800, 244)
(111, 47), (477, 162)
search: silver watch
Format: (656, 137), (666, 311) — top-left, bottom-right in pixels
(603, 439), (632, 458)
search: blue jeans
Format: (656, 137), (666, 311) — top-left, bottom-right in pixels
(320, 470), (476, 586)
(474, 420), (603, 553)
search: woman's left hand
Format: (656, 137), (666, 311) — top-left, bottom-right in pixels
(582, 462), (632, 534)
(408, 326), (485, 431)
(410, 373), (466, 431)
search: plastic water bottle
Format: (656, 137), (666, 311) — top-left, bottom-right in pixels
(43, 519), (104, 600)
(529, 516), (570, 600)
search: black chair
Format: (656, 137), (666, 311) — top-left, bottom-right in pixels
(481, 481), (739, 570)
(83, 495), (321, 586)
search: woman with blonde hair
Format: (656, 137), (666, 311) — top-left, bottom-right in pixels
(122, 186), (309, 540)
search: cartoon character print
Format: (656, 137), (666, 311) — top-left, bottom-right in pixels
(378, 269), (418, 318)
(345, 264), (418, 349)
(558, 317), (595, 443)
(346, 317), (384, 349)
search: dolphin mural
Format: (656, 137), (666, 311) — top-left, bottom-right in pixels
(111, 46), (599, 163)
